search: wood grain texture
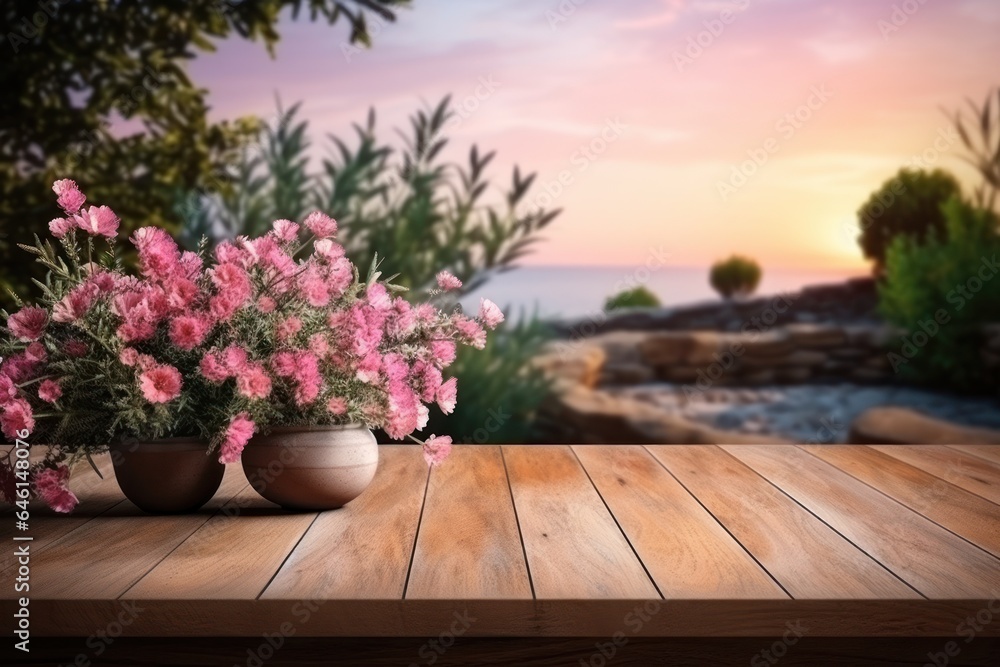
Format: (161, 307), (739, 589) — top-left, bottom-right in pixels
(724, 445), (1000, 598)
(15, 468), (248, 599)
(503, 445), (660, 599)
(261, 445), (428, 600)
(122, 485), (317, 599)
(647, 445), (916, 599)
(947, 445), (1000, 466)
(872, 445), (1000, 504)
(573, 445), (785, 599)
(0, 454), (122, 557)
(405, 445), (531, 599)
(802, 445), (1000, 557)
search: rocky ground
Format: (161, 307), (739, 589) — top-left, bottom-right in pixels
(608, 383), (1000, 443)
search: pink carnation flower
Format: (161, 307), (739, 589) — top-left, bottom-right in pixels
(303, 211), (338, 239)
(430, 340), (457, 366)
(38, 379), (62, 403)
(25, 342), (47, 364)
(169, 315), (211, 351)
(53, 283), (100, 323)
(218, 413), (255, 464)
(223, 346), (249, 375)
(1, 398), (35, 439)
(52, 179), (86, 215)
(479, 298), (504, 330)
(236, 364), (273, 400)
(436, 271), (462, 291)
(138, 365), (183, 404)
(453, 315), (487, 350)
(436, 377), (457, 415)
(74, 205), (119, 238)
(49, 217), (75, 239)
(271, 219), (300, 243)
(200, 352), (229, 383)
(327, 397), (348, 415)
(270, 351), (298, 378)
(277, 316), (303, 341)
(0, 375), (16, 406)
(422, 435), (453, 467)
(34, 465), (79, 514)
(7, 306), (48, 341)
(120, 348), (140, 367)
(257, 296), (277, 313)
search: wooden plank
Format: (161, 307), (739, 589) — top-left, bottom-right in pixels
(724, 445), (1000, 598)
(872, 445), (1000, 505)
(0, 454), (123, 555)
(947, 445), (1000, 467)
(647, 445), (916, 599)
(122, 485), (317, 599)
(573, 445), (785, 599)
(502, 445), (660, 599)
(16, 599), (1000, 638)
(261, 445), (428, 599)
(9, 468), (248, 599)
(803, 445), (1000, 558)
(405, 445), (531, 599)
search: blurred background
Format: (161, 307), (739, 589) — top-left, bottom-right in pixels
(2, 0), (999, 445)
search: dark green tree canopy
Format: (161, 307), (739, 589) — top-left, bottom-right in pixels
(604, 286), (660, 311)
(856, 168), (962, 273)
(0, 0), (407, 306)
(709, 255), (762, 300)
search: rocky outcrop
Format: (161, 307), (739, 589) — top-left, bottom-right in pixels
(848, 407), (1000, 445)
(551, 278), (879, 338)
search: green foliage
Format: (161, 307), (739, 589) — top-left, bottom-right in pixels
(856, 168), (962, 273)
(879, 197), (1000, 391)
(950, 87), (1000, 210)
(604, 286), (660, 311)
(424, 315), (554, 444)
(0, 0), (408, 309)
(184, 97), (561, 295)
(709, 255), (762, 299)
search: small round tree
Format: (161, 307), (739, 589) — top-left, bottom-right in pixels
(857, 168), (962, 274)
(710, 255), (762, 299)
(604, 286), (660, 311)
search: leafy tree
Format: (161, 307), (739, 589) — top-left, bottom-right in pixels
(880, 196), (1000, 392)
(856, 168), (962, 273)
(709, 255), (761, 299)
(604, 286), (660, 311)
(0, 0), (408, 308)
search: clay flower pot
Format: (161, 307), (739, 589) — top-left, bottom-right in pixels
(110, 438), (224, 514)
(241, 424), (378, 511)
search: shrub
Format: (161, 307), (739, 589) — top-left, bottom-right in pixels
(856, 168), (962, 273)
(879, 196), (1000, 392)
(604, 286), (660, 311)
(709, 255), (762, 299)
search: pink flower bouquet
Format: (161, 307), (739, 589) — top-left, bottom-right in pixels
(1, 180), (502, 513)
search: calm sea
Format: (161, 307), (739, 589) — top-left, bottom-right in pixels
(460, 265), (867, 321)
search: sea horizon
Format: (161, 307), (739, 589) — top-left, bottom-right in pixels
(460, 264), (869, 321)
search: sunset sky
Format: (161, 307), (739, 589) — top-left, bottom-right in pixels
(191, 0), (1000, 272)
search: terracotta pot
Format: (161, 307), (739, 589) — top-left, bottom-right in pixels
(241, 425), (378, 511)
(110, 438), (224, 514)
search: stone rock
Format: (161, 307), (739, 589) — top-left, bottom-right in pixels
(600, 363), (655, 386)
(740, 349), (828, 369)
(844, 325), (903, 348)
(863, 355), (890, 371)
(784, 323), (847, 348)
(533, 343), (605, 389)
(849, 367), (890, 382)
(639, 331), (722, 365)
(739, 369), (776, 385)
(740, 330), (795, 358)
(656, 365), (702, 384)
(849, 407), (1000, 445)
(589, 331), (648, 365)
(776, 367), (812, 383)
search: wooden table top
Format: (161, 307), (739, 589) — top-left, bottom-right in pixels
(3, 444), (999, 637)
